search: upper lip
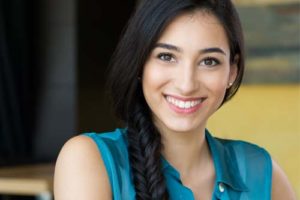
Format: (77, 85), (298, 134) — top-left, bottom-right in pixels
(164, 94), (206, 101)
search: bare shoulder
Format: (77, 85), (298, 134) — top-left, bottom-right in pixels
(54, 135), (112, 200)
(271, 159), (297, 200)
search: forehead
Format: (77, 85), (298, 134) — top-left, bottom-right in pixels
(156, 10), (230, 52)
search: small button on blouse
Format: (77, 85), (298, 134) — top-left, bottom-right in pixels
(219, 183), (225, 193)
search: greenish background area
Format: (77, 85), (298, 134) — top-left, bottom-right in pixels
(237, 2), (300, 84)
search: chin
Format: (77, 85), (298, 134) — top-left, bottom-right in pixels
(171, 127), (197, 134)
(163, 119), (205, 134)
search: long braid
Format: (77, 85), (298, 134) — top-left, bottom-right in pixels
(127, 100), (168, 200)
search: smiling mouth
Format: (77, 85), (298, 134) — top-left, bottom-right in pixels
(165, 95), (205, 109)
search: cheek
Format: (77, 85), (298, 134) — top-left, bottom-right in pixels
(142, 64), (171, 121)
(142, 63), (168, 95)
(142, 65), (162, 108)
(200, 70), (229, 96)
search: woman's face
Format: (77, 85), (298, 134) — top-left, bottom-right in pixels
(142, 11), (237, 135)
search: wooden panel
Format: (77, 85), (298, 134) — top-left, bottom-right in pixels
(0, 164), (54, 196)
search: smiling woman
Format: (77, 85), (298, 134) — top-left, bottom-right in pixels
(54, 0), (296, 200)
(142, 12), (237, 136)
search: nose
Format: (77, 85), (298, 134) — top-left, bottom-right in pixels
(175, 63), (199, 95)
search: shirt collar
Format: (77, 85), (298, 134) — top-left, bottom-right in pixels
(205, 129), (248, 192)
(161, 130), (248, 192)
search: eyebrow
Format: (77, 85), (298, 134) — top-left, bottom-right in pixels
(154, 43), (182, 52)
(154, 43), (227, 55)
(200, 47), (226, 55)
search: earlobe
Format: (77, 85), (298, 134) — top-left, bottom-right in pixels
(227, 82), (233, 88)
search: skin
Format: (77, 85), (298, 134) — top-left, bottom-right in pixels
(54, 10), (297, 200)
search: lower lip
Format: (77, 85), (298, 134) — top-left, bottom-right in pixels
(166, 99), (203, 114)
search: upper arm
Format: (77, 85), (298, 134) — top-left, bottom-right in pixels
(54, 135), (112, 200)
(271, 159), (297, 200)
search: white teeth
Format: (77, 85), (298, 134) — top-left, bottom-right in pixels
(179, 101), (184, 108)
(191, 101), (195, 107)
(166, 96), (202, 109)
(185, 101), (191, 109)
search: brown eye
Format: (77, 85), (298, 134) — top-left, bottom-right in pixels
(200, 57), (220, 66)
(157, 53), (176, 62)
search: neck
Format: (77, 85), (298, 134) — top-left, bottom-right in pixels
(160, 127), (211, 177)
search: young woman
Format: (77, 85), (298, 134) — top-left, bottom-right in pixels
(54, 0), (296, 199)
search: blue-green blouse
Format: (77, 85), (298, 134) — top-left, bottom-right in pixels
(85, 129), (272, 200)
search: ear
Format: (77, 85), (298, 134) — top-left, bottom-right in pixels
(228, 55), (239, 88)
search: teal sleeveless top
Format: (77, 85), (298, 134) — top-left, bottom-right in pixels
(85, 129), (272, 200)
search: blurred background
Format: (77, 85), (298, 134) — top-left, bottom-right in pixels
(0, 0), (299, 199)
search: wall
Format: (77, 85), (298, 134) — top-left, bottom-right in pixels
(33, 0), (76, 161)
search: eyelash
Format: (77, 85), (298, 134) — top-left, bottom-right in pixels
(156, 53), (221, 66)
(157, 53), (176, 62)
(200, 57), (220, 67)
